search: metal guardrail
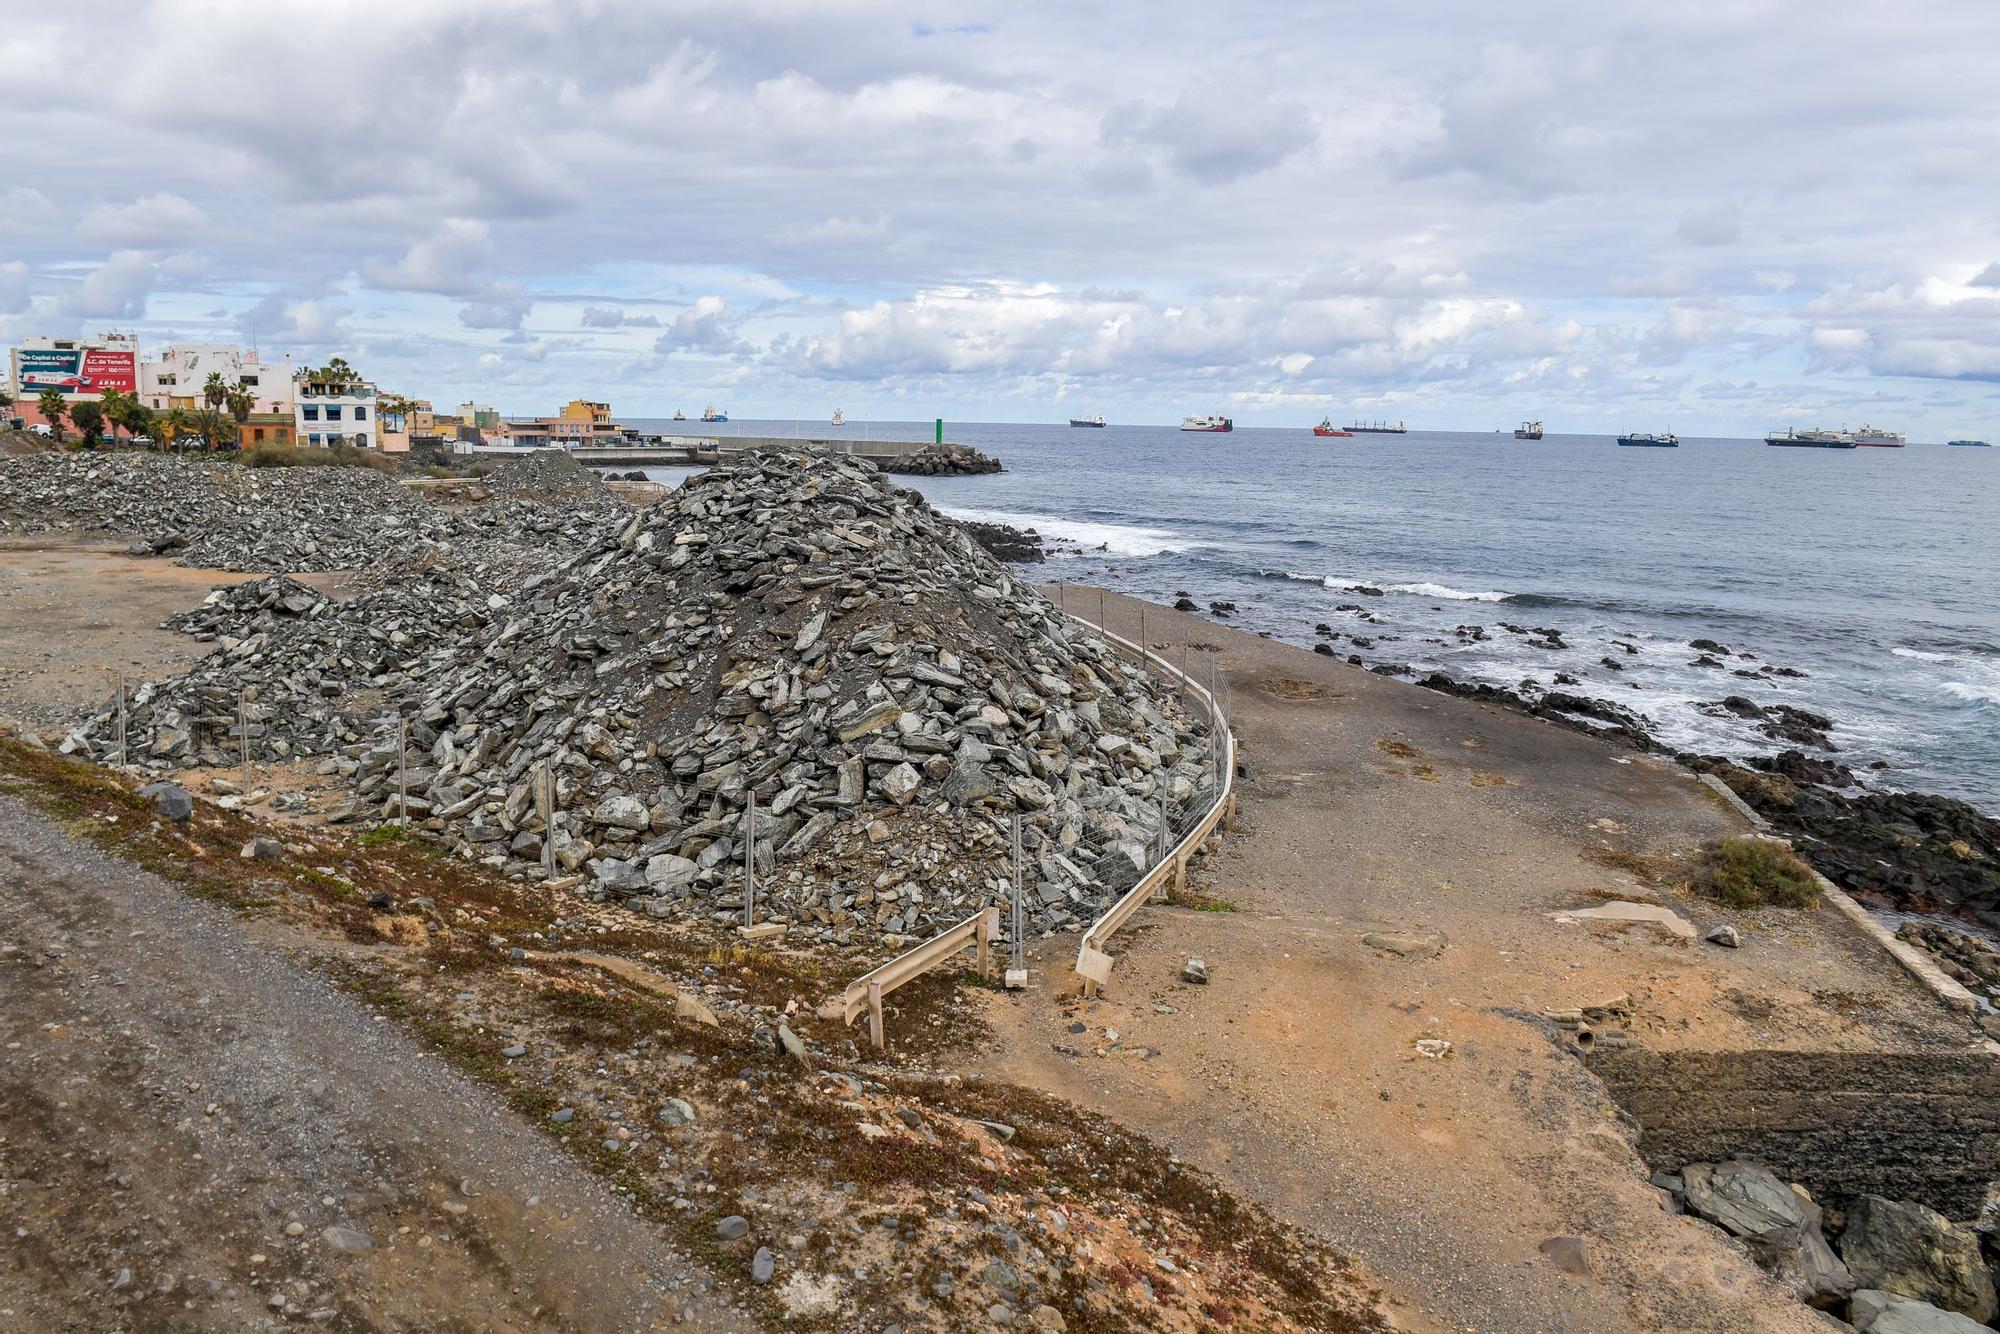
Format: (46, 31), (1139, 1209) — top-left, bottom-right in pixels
(818, 906), (997, 1048)
(1063, 612), (1236, 996)
(816, 591), (1236, 1044)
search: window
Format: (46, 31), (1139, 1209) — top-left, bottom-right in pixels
(240, 376), (258, 387)
(354, 406), (367, 420)
(303, 405), (319, 421)
(252, 428), (265, 443)
(308, 433), (321, 445)
(327, 406), (342, 421)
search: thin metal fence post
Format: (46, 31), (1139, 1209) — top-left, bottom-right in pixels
(238, 693), (251, 791)
(1138, 607), (1147, 657)
(1098, 587), (1106, 630)
(1010, 815), (1025, 973)
(743, 790), (757, 928)
(1179, 641), (1190, 706)
(397, 715), (409, 825)
(114, 673), (127, 766)
(539, 762), (556, 880)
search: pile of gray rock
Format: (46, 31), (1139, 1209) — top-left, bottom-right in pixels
(877, 443), (1003, 476)
(1662, 1159), (1998, 1330)
(67, 449), (1220, 952)
(481, 448), (618, 502)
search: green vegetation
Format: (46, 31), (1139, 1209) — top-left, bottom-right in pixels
(36, 389), (66, 439)
(1695, 835), (1822, 909)
(66, 399), (105, 448)
(240, 442), (398, 473)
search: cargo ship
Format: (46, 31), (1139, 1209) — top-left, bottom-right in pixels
(1948, 439), (1991, 447)
(701, 404), (728, 422)
(1765, 428), (1857, 449)
(1068, 414), (1105, 427)
(1180, 414), (1233, 433)
(1348, 419), (1406, 433)
(1313, 419), (1353, 437)
(1616, 431), (1679, 447)
(1514, 420), (1544, 439)
(1852, 424), (1905, 447)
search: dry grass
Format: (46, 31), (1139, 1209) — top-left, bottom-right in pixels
(1694, 836), (1822, 909)
(240, 443), (399, 474)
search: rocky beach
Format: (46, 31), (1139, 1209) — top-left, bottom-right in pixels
(1, 444), (1995, 1333)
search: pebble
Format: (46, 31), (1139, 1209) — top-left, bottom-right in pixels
(716, 1215), (750, 1241)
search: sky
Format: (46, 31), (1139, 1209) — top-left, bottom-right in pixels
(4, 0), (2000, 436)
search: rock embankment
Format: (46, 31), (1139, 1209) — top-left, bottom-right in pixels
(876, 443), (1003, 476)
(65, 450), (1218, 953)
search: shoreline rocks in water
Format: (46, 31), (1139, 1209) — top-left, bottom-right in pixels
(954, 519), (1045, 563)
(875, 443), (1003, 476)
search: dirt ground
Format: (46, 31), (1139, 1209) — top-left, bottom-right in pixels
(0, 794), (748, 1332)
(0, 538), (350, 733)
(974, 589), (1983, 1334)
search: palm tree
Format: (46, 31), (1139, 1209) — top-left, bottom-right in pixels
(37, 390), (67, 441)
(225, 385), (256, 427)
(98, 388), (132, 443)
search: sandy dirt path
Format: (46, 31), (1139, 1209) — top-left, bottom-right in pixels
(0, 794), (752, 1332)
(976, 590), (1973, 1334)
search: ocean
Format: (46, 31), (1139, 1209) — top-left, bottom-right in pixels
(628, 419), (2000, 815)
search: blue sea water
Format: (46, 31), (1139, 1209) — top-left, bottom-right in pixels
(631, 419), (2000, 814)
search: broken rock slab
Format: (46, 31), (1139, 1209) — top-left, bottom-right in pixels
(1849, 1289), (1995, 1334)
(1361, 928), (1448, 959)
(1550, 900), (1697, 940)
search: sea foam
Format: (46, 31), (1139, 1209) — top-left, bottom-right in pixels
(941, 506), (1184, 558)
(1320, 576), (1511, 602)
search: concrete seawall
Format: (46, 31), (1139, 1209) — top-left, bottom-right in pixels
(1591, 1047), (2000, 1218)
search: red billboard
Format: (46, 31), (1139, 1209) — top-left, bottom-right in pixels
(16, 345), (137, 397)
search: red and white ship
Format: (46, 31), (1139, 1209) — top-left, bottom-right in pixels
(1312, 418), (1353, 437)
(1180, 414), (1233, 433)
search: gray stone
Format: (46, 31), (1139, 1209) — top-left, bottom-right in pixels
(644, 853), (699, 890)
(657, 1097), (696, 1126)
(716, 1215), (750, 1241)
(1705, 923), (1741, 948)
(591, 858), (648, 895)
(593, 793), (650, 831)
(320, 1225), (375, 1253)
(1849, 1290), (1994, 1334)
(877, 761), (921, 806)
(751, 1246), (776, 1284)
(1181, 957), (1209, 984)
(138, 781), (193, 823)
(549, 1107), (574, 1124)
(1681, 1160), (1808, 1239)
(1837, 1196), (1997, 1322)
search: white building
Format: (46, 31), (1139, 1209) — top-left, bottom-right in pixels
(293, 367), (380, 448)
(139, 345), (296, 415)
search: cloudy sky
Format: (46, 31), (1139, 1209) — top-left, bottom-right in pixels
(4, 0), (2000, 434)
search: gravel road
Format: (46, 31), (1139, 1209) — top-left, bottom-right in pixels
(0, 794), (752, 1331)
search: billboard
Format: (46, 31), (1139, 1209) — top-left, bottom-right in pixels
(15, 346), (138, 397)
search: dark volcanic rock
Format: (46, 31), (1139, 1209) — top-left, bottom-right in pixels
(954, 519), (1044, 564)
(875, 443), (1003, 477)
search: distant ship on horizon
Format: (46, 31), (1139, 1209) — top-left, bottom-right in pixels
(831, 408), (845, 426)
(672, 409), (686, 420)
(1068, 413), (1105, 427)
(1617, 431), (1679, 448)
(701, 404), (728, 422)
(1313, 419), (1353, 437)
(1852, 423), (1905, 447)
(1348, 419), (1406, 434)
(1514, 420), (1544, 439)
(1948, 438), (1991, 447)
(1180, 414), (1233, 433)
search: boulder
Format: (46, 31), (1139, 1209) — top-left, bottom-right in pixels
(137, 781), (193, 823)
(1836, 1196), (1997, 1322)
(1849, 1289), (1995, 1334)
(1681, 1162), (1853, 1308)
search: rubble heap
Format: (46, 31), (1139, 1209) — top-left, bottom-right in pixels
(481, 448), (618, 503)
(73, 450), (1221, 951)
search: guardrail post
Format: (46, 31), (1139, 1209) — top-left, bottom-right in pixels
(975, 909), (992, 978)
(742, 790), (758, 929)
(867, 980), (885, 1049)
(1154, 786), (1172, 902)
(538, 762), (556, 880)
(238, 692), (251, 791)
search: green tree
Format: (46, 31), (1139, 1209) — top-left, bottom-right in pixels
(125, 402), (158, 444)
(68, 399), (106, 449)
(225, 384), (256, 426)
(36, 390), (67, 440)
(195, 407), (237, 451)
(98, 388), (134, 442)
(162, 406), (194, 451)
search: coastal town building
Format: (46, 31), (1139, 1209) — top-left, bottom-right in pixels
(491, 399), (634, 449)
(237, 411), (297, 448)
(293, 366), (380, 448)
(459, 402), (501, 431)
(139, 345), (296, 415)
(6, 332), (141, 426)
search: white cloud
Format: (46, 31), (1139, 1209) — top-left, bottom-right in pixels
(581, 305), (661, 329)
(79, 193), (209, 245)
(653, 297), (752, 357)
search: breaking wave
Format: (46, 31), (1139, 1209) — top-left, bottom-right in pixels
(941, 506), (1185, 558)
(1320, 576), (1512, 603)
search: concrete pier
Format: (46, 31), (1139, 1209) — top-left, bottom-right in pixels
(461, 435), (943, 468)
